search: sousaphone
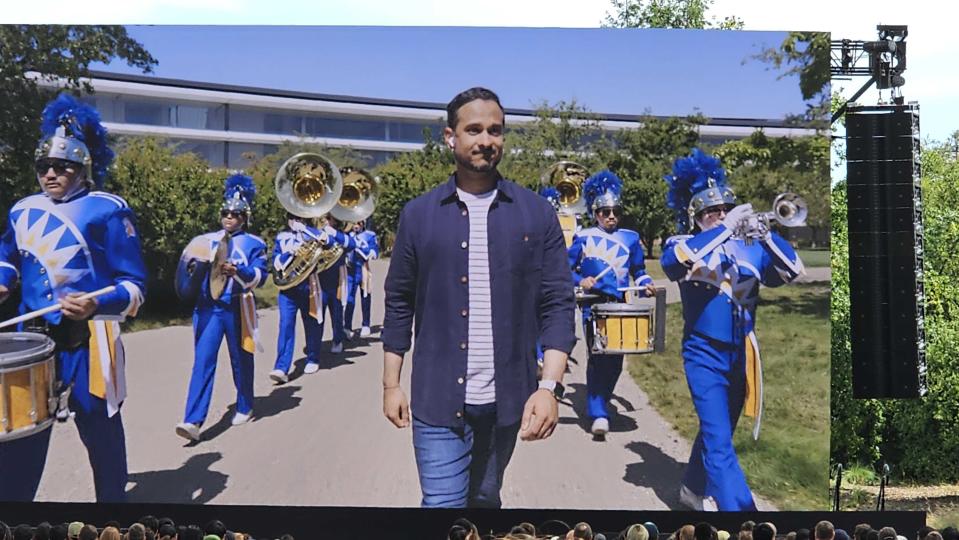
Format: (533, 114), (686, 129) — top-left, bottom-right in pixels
(331, 166), (379, 232)
(273, 153), (344, 290)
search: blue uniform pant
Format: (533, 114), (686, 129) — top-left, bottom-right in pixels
(586, 353), (624, 420)
(412, 403), (520, 508)
(681, 332), (757, 511)
(273, 286), (320, 373)
(318, 269), (345, 345)
(343, 268), (372, 330)
(184, 303), (254, 424)
(0, 392), (127, 503)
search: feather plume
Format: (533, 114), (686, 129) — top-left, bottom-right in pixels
(583, 169), (623, 211)
(40, 93), (113, 188)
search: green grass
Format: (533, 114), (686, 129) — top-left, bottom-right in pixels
(626, 283), (830, 510)
(797, 249), (830, 268)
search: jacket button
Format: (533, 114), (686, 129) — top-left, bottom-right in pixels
(460, 276), (468, 284)
(39, 268), (46, 274)
(456, 411), (463, 418)
(460, 342), (467, 350)
(42, 280), (49, 286)
(461, 210), (468, 216)
(457, 377), (464, 384)
(461, 309), (468, 317)
(523, 235), (529, 241)
(461, 241), (468, 249)
(693, 282), (699, 287)
(46, 293), (52, 300)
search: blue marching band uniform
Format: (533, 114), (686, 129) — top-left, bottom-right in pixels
(175, 175), (268, 441)
(0, 95), (147, 502)
(269, 216), (354, 382)
(660, 149), (804, 511)
(344, 223), (378, 338)
(566, 171), (654, 437)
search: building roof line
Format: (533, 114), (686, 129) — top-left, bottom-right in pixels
(85, 69), (810, 130)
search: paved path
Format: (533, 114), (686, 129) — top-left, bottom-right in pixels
(34, 260), (828, 508)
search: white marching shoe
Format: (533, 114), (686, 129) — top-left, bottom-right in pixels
(679, 484), (719, 511)
(175, 422), (201, 442)
(231, 410), (252, 426)
(304, 362), (320, 374)
(360, 326), (372, 337)
(269, 369), (288, 384)
(591, 417), (609, 437)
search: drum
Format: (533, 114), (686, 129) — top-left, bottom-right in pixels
(0, 332), (57, 443)
(591, 302), (655, 354)
(574, 287), (601, 305)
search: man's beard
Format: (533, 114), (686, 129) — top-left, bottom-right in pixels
(456, 152), (500, 173)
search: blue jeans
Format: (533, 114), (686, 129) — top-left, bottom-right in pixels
(412, 403), (520, 508)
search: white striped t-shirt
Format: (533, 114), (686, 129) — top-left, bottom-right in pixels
(457, 187), (497, 405)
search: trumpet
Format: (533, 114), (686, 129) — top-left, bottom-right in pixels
(733, 192), (807, 244)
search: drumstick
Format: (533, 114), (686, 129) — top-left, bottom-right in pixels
(0, 285), (116, 330)
(594, 266), (613, 280)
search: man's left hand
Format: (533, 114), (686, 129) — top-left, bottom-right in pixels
(519, 388), (559, 441)
(643, 283), (657, 298)
(60, 292), (97, 321)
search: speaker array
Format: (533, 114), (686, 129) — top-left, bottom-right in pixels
(845, 103), (926, 398)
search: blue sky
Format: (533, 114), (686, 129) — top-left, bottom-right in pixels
(95, 25), (810, 122)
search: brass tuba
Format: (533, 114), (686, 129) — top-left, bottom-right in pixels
(541, 160), (589, 215)
(330, 166), (379, 232)
(273, 153), (345, 290)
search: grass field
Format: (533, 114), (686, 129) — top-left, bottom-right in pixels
(626, 283), (831, 510)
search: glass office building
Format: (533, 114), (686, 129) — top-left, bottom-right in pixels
(41, 70), (816, 169)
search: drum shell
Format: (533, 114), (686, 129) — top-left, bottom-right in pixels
(591, 302), (655, 354)
(0, 332), (57, 443)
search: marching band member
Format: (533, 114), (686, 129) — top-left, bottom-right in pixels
(567, 170), (655, 438)
(268, 214), (324, 383)
(343, 219), (378, 339)
(175, 174), (267, 441)
(0, 94), (147, 501)
(660, 148), (804, 511)
(317, 214), (355, 356)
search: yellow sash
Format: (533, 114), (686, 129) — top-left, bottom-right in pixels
(87, 320), (125, 417)
(361, 261), (372, 298)
(240, 291), (261, 354)
(558, 214), (577, 248)
(743, 331), (764, 440)
(308, 272), (323, 322)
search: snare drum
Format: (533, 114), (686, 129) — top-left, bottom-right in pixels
(0, 332), (57, 443)
(591, 302), (655, 354)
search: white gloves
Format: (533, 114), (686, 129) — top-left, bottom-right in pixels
(721, 203), (754, 230)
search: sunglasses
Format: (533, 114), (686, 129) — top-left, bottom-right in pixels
(596, 208), (623, 218)
(220, 210), (244, 219)
(35, 158), (78, 176)
(702, 205), (733, 217)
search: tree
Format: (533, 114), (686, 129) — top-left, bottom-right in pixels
(595, 115), (703, 255)
(753, 32), (831, 129)
(602, 0), (744, 29)
(0, 25), (157, 225)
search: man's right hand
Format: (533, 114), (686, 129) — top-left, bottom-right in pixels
(0, 285), (8, 304)
(579, 276), (597, 290)
(383, 386), (410, 428)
